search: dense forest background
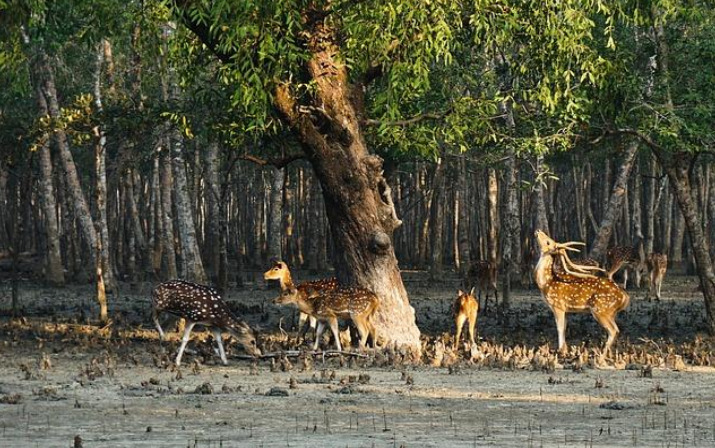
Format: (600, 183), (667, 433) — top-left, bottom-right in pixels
(1, 0), (714, 335)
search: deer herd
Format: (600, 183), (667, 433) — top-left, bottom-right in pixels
(150, 231), (670, 367)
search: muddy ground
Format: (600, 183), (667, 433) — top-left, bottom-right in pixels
(1, 271), (715, 447)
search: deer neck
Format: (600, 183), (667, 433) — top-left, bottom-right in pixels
(534, 253), (555, 290)
(293, 294), (316, 315)
(280, 271), (296, 291)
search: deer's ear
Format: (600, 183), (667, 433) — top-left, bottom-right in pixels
(457, 289), (464, 296)
(469, 287), (476, 296)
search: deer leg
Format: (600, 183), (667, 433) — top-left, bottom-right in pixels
(592, 312), (619, 359)
(454, 314), (466, 349)
(607, 261), (622, 282)
(212, 328), (228, 365)
(467, 309), (477, 346)
(649, 271), (656, 302)
(371, 321), (378, 348)
(354, 316), (369, 350)
(175, 321), (197, 367)
(312, 321), (325, 351)
(622, 269), (629, 290)
(296, 311), (308, 334)
(152, 309), (166, 341)
(656, 275), (662, 300)
(296, 312), (314, 343)
(553, 309), (567, 354)
(328, 317), (342, 351)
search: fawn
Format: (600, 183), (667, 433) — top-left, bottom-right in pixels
(645, 253), (668, 301)
(464, 260), (498, 312)
(534, 231), (630, 358)
(263, 260), (338, 336)
(152, 280), (261, 366)
(606, 245), (647, 289)
(453, 288), (478, 349)
(273, 285), (379, 351)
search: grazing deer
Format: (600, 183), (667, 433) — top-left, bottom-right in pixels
(534, 231), (630, 358)
(464, 260), (498, 312)
(263, 260), (338, 335)
(152, 280), (261, 366)
(645, 253), (668, 301)
(606, 245), (647, 289)
(453, 288), (478, 349)
(273, 286), (379, 351)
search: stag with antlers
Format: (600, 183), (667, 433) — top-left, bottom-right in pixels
(534, 230), (630, 359)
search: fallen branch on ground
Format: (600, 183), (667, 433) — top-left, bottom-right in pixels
(232, 350), (369, 360)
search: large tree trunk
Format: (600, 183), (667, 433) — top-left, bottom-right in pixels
(31, 63), (64, 286)
(272, 15), (419, 351)
(589, 140), (640, 260)
(657, 152), (715, 333)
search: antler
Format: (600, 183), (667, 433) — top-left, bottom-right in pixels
(557, 249), (605, 279)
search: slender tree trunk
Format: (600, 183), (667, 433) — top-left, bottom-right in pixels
(456, 157), (471, 273)
(428, 158), (446, 279)
(708, 166), (715, 261)
(307, 174), (324, 274)
(662, 184), (673, 255)
(670, 208), (686, 268)
(93, 40), (115, 295)
(486, 166), (499, 271)
(267, 166), (285, 262)
(39, 50), (99, 276)
(160, 142), (178, 279)
(204, 142), (221, 284)
(534, 156), (550, 234)
(31, 65), (64, 286)
(502, 151), (519, 307)
(171, 128), (207, 283)
(150, 151), (162, 276)
(589, 140), (640, 259)
(644, 155), (657, 254)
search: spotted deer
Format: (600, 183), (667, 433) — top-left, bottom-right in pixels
(152, 280), (261, 366)
(534, 231), (630, 358)
(263, 260), (338, 335)
(273, 285), (379, 351)
(464, 260), (498, 312)
(645, 253), (668, 301)
(453, 288), (478, 349)
(606, 245), (647, 289)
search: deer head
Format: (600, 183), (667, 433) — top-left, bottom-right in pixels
(534, 230), (604, 279)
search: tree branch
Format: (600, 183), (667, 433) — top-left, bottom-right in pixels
(238, 153), (305, 168)
(170, 0), (234, 64)
(363, 109), (452, 127)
